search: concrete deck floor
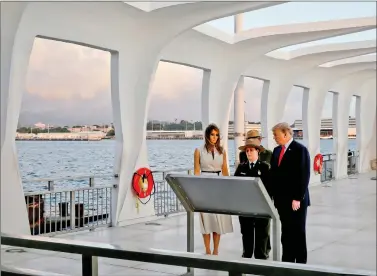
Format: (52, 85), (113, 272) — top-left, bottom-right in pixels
(2, 172), (376, 275)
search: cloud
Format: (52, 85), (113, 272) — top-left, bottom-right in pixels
(147, 61), (204, 121)
(26, 38), (110, 100)
(150, 61), (203, 100)
(19, 88), (112, 126)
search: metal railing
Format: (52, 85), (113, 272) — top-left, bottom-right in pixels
(321, 153), (336, 183)
(23, 175), (116, 236)
(348, 151), (359, 175)
(2, 233), (375, 276)
(320, 151), (359, 182)
(1, 265), (67, 276)
(153, 168), (192, 216)
(21, 169), (192, 235)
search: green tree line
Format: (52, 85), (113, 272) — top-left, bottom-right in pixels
(146, 120), (203, 131)
(17, 127), (70, 134)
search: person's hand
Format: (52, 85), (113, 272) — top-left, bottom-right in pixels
(292, 200), (300, 211)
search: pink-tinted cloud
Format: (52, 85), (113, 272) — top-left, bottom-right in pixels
(151, 61), (203, 99)
(26, 38), (110, 100)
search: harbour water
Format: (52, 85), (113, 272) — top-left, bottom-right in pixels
(17, 139), (356, 190)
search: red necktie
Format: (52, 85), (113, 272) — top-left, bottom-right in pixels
(278, 145), (285, 166)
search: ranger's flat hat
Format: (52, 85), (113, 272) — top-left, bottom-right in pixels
(246, 129), (264, 139)
(238, 139), (265, 152)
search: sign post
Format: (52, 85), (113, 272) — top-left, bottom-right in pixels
(165, 174), (281, 275)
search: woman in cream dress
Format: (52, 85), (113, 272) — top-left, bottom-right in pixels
(194, 123), (233, 255)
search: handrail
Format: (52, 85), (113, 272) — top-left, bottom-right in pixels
(21, 168), (193, 183)
(2, 233), (375, 276)
(22, 174), (117, 183)
(23, 184), (114, 196)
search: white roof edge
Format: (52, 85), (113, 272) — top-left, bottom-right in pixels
(234, 16), (376, 43)
(281, 40), (377, 60)
(124, 2), (193, 12)
(265, 51), (290, 60)
(320, 54), (377, 67)
(124, 2), (153, 12)
(193, 24), (234, 44)
(149, 2), (193, 12)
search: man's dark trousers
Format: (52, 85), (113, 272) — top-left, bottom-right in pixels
(239, 216), (270, 259)
(276, 202), (308, 263)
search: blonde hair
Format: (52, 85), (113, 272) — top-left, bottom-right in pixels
(272, 122), (293, 136)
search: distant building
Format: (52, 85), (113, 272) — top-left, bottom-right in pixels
(292, 117), (356, 129)
(292, 117), (357, 137)
(228, 122), (262, 138)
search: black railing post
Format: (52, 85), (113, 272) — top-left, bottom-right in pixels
(186, 211), (194, 275)
(82, 255), (98, 276)
(228, 272), (243, 276)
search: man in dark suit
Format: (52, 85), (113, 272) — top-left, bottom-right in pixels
(234, 139), (272, 260)
(269, 122), (311, 264)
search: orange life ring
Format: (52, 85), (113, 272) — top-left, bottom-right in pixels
(132, 167), (155, 204)
(314, 154), (323, 175)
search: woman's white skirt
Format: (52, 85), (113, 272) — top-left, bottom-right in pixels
(198, 172), (233, 235)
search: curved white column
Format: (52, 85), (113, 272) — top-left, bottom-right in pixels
(114, 51), (161, 223)
(1, 2), (27, 150)
(333, 92), (354, 179)
(206, 68), (241, 153)
(1, 2), (33, 235)
(261, 79), (300, 149)
(204, 72), (240, 172)
(201, 69), (211, 128)
(302, 87), (329, 183)
(234, 76), (245, 165)
(109, 52), (122, 223)
(358, 82), (377, 172)
(233, 14), (245, 165)
(110, 53), (122, 176)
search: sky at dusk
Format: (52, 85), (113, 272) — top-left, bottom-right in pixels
(19, 2), (375, 126)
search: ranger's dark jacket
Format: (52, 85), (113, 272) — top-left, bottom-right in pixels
(234, 160), (272, 198)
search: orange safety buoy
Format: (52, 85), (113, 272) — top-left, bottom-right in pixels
(313, 154), (324, 175)
(132, 167), (155, 204)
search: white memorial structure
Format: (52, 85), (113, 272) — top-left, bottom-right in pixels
(1, 2), (376, 235)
